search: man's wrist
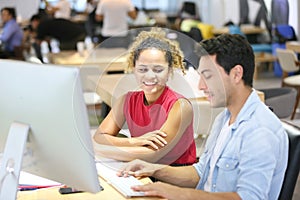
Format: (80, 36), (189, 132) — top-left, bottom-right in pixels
(152, 164), (169, 179)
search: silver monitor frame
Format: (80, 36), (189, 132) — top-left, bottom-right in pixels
(0, 60), (101, 199)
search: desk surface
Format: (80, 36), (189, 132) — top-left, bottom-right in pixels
(18, 176), (161, 200)
(253, 53), (277, 80)
(255, 52), (277, 63)
(49, 48), (128, 72)
(286, 41), (300, 53)
(213, 25), (265, 35)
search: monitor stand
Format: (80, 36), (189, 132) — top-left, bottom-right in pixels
(0, 122), (29, 200)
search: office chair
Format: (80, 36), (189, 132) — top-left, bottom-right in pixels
(186, 27), (203, 42)
(259, 87), (297, 119)
(276, 48), (300, 120)
(279, 121), (300, 200)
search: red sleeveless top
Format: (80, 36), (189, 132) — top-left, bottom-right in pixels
(124, 86), (196, 165)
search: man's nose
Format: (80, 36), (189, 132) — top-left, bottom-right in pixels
(198, 77), (207, 91)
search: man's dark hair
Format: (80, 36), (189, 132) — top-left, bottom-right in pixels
(198, 34), (255, 87)
(30, 14), (41, 22)
(1, 7), (17, 19)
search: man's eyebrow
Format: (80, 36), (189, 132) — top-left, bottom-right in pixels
(199, 69), (210, 75)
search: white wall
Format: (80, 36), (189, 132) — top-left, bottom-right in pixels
(202, 0), (241, 28)
(288, 0), (299, 36)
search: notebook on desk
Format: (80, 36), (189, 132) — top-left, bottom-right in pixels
(96, 158), (146, 198)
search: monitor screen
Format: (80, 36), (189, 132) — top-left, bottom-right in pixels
(0, 60), (101, 195)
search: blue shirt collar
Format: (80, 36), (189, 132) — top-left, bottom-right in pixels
(222, 89), (261, 130)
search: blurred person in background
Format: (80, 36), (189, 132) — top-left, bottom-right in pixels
(0, 7), (23, 58)
(85, 0), (102, 42)
(95, 0), (136, 41)
(29, 14), (86, 62)
(43, 0), (71, 19)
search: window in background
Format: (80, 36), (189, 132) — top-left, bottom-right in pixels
(131, 0), (168, 11)
(40, 0), (87, 13)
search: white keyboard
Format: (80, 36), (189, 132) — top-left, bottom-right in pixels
(96, 161), (145, 198)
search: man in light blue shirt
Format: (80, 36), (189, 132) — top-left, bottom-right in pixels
(118, 33), (289, 200)
(0, 7), (23, 57)
(195, 91), (288, 199)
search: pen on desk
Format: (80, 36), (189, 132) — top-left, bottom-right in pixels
(19, 184), (62, 191)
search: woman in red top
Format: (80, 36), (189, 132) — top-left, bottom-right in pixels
(93, 28), (196, 165)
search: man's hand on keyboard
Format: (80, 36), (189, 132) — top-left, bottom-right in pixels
(131, 181), (184, 199)
(117, 159), (165, 178)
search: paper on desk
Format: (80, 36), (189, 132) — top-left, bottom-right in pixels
(96, 158), (126, 181)
(19, 171), (61, 186)
(0, 154), (60, 186)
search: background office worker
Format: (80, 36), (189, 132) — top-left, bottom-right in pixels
(43, 0), (71, 19)
(93, 28), (196, 166)
(0, 7), (23, 58)
(119, 34), (289, 200)
(95, 0), (137, 41)
(29, 14), (86, 62)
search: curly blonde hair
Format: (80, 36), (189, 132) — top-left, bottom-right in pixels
(126, 28), (185, 74)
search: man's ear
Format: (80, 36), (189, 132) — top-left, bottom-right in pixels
(231, 65), (243, 82)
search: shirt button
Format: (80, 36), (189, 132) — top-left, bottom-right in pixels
(226, 164), (229, 168)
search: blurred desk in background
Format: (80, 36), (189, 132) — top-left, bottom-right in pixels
(213, 25), (265, 35)
(254, 52), (277, 80)
(213, 25), (266, 44)
(286, 41), (300, 53)
(48, 48), (128, 73)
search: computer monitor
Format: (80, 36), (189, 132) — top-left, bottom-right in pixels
(0, 60), (101, 199)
